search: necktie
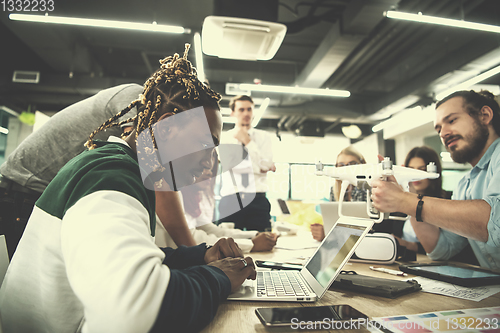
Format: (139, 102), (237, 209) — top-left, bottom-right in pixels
(241, 143), (249, 188)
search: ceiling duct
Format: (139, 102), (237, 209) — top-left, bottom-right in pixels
(202, 0), (286, 61)
(296, 121), (325, 138)
(225, 83), (251, 96)
(12, 70), (40, 84)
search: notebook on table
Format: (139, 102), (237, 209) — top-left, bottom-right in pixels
(227, 216), (374, 302)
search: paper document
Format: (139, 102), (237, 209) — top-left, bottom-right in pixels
(407, 276), (500, 302)
(369, 306), (500, 333)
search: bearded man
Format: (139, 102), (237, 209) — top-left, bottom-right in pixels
(371, 90), (500, 270)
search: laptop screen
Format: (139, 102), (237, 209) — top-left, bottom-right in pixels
(305, 223), (366, 288)
(277, 199), (291, 215)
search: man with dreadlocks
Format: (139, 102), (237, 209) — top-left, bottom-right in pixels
(0, 45), (256, 333)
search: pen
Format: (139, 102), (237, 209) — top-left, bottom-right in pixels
(370, 266), (408, 277)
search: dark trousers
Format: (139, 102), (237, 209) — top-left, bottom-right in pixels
(0, 177), (41, 259)
(218, 193), (271, 232)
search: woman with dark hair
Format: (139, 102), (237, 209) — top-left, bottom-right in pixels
(395, 146), (478, 265)
(395, 146), (449, 253)
(404, 146), (447, 198)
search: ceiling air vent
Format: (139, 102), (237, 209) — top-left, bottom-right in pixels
(225, 83), (251, 96)
(12, 71), (40, 84)
(202, 16), (286, 61)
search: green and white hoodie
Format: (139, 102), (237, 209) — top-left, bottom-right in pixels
(0, 138), (230, 333)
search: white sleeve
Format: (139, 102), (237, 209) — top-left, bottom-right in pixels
(197, 223), (257, 239)
(193, 194), (216, 228)
(246, 130), (274, 173)
(154, 215), (178, 249)
(192, 225), (255, 252)
(61, 190), (170, 333)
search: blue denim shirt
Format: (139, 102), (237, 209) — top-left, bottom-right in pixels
(428, 138), (500, 270)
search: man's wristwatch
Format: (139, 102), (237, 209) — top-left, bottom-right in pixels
(416, 194), (424, 222)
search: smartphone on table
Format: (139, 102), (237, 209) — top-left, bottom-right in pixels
(255, 305), (369, 328)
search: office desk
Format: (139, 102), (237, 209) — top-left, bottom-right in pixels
(201, 232), (500, 333)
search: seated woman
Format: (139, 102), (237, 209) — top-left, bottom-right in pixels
(389, 146), (449, 253)
(391, 146), (478, 265)
(311, 146), (367, 241)
(156, 151), (278, 252)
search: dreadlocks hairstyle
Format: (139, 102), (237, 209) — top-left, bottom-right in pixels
(85, 43), (221, 150)
(84, 44), (221, 187)
(436, 90), (500, 136)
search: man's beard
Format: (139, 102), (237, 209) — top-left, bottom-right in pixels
(447, 119), (489, 164)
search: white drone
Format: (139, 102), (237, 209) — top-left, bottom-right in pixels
(315, 157), (440, 223)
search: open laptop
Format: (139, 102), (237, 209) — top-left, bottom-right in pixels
(319, 202), (370, 235)
(227, 216), (374, 302)
(277, 198), (291, 215)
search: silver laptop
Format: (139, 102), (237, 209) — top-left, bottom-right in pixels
(227, 216), (374, 302)
(320, 202), (370, 235)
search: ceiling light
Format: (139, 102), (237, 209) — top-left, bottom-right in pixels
(372, 120), (388, 133)
(0, 126), (9, 135)
(435, 64), (500, 100)
(440, 152), (453, 162)
(251, 98), (270, 127)
(9, 13), (190, 34)
(369, 95), (420, 121)
(372, 105), (423, 132)
(237, 84), (350, 97)
(1, 106), (20, 117)
(222, 116), (236, 124)
(385, 11), (500, 34)
(193, 32), (206, 83)
(341, 125), (362, 139)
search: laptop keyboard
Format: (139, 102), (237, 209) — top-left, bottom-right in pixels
(257, 271), (310, 297)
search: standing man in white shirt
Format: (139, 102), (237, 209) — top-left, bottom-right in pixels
(218, 95), (276, 232)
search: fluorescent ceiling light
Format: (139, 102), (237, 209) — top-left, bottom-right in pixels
(369, 95), (420, 121)
(435, 64), (500, 100)
(0, 126), (8, 135)
(385, 11), (500, 34)
(440, 152), (453, 162)
(222, 116), (236, 124)
(372, 120), (388, 133)
(372, 105), (426, 133)
(341, 125), (362, 139)
(0, 105), (20, 117)
(251, 98), (270, 127)
(193, 32), (206, 83)
(237, 84), (350, 97)
(9, 13), (189, 34)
